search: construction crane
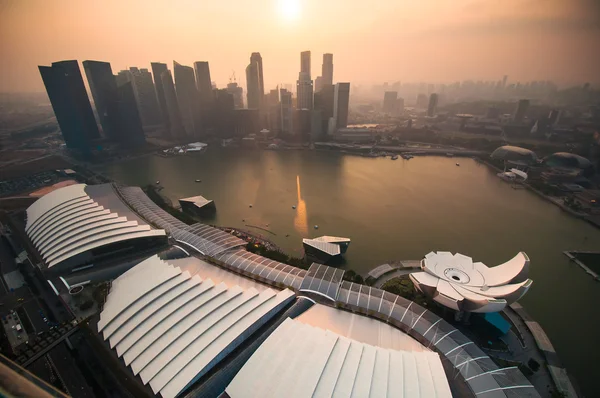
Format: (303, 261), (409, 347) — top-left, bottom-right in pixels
(229, 70), (237, 84)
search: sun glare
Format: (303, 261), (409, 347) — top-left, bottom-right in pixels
(278, 0), (301, 22)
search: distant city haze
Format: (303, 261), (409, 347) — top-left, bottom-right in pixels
(1, 0), (599, 93)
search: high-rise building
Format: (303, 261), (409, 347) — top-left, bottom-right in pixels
(116, 81), (146, 148)
(214, 89), (235, 138)
(297, 51), (313, 110)
(314, 84), (335, 134)
(396, 98), (405, 114)
(151, 62), (171, 132)
(300, 51), (311, 76)
(246, 53), (265, 111)
(383, 91), (398, 113)
(502, 75), (508, 89)
(427, 93), (438, 117)
(160, 69), (187, 139)
(227, 82), (244, 109)
(513, 99), (530, 122)
(173, 61), (200, 137)
(128, 67), (162, 127)
(193, 61), (213, 106)
(314, 76), (324, 93)
(333, 83), (350, 130)
(322, 53), (333, 86)
(267, 88), (280, 132)
(310, 110), (323, 141)
(38, 60), (99, 152)
(246, 53), (265, 110)
(82, 60), (121, 140)
(116, 70), (132, 86)
(280, 88), (293, 135)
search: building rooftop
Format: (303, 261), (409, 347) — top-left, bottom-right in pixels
(226, 318), (452, 398)
(25, 184), (166, 269)
(98, 255), (295, 398)
(179, 195), (214, 208)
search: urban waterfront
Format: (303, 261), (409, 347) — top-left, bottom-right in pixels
(99, 148), (600, 395)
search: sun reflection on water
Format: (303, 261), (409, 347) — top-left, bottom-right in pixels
(293, 175), (308, 236)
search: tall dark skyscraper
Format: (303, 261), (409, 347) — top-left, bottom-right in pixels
(160, 69), (187, 139)
(297, 51), (314, 110)
(314, 84), (334, 134)
(116, 81), (146, 148)
(315, 53), (333, 93)
(38, 60), (99, 152)
(333, 82), (350, 130)
(246, 53), (264, 111)
(514, 99), (530, 122)
(322, 53), (333, 86)
(193, 61), (213, 106)
(173, 61), (200, 137)
(151, 62), (171, 132)
(129, 67), (162, 127)
(214, 89), (235, 138)
(279, 88), (293, 134)
(427, 93), (438, 117)
(82, 60), (121, 140)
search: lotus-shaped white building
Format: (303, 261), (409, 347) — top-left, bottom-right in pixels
(410, 251), (532, 313)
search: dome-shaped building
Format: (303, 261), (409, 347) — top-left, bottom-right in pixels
(542, 152), (595, 176)
(490, 145), (538, 166)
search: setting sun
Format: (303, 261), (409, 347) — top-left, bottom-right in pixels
(278, 0), (301, 21)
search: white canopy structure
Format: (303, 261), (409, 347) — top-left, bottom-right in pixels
(302, 236), (351, 261)
(98, 255), (295, 398)
(226, 318), (452, 398)
(410, 251), (532, 313)
(25, 184), (166, 271)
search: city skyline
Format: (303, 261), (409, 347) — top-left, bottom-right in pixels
(1, 0), (600, 93)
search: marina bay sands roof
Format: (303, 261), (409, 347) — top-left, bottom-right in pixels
(226, 317), (452, 398)
(25, 183), (166, 270)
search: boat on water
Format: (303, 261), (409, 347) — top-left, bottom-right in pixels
(401, 154), (413, 160)
(456, 163), (460, 166)
(249, 204), (253, 208)
(314, 225), (319, 229)
(292, 205), (296, 209)
(391, 155), (399, 160)
(195, 179), (201, 183)
(155, 180), (160, 184)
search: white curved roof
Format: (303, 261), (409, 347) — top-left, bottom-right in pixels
(99, 255), (295, 398)
(410, 251), (532, 313)
(302, 239), (341, 256)
(25, 184), (166, 269)
(226, 318), (451, 398)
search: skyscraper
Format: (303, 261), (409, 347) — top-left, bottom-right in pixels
(280, 88), (293, 135)
(151, 62), (171, 132)
(227, 82), (244, 109)
(82, 60), (121, 140)
(297, 51), (313, 110)
(245, 53), (265, 112)
(173, 61), (200, 137)
(314, 84), (335, 134)
(38, 60), (99, 152)
(160, 69), (187, 139)
(322, 53), (333, 86)
(116, 70), (132, 86)
(300, 51), (311, 76)
(383, 91), (398, 113)
(333, 82), (350, 130)
(427, 93), (438, 117)
(128, 67), (162, 127)
(116, 81), (146, 148)
(314, 76), (324, 93)
(193, 61), (213, 106)
(514, 99), (530, 122)
(214, 89), (235, 138)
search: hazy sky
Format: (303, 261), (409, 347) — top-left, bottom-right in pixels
(1, 0), (599, 93)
